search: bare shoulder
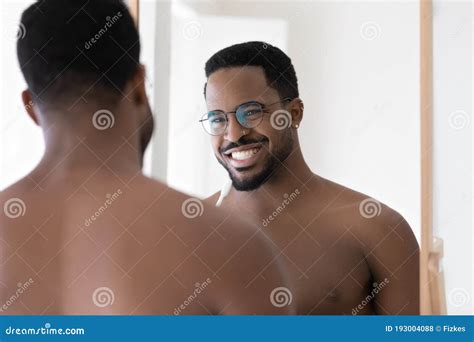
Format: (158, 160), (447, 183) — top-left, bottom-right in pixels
(0, 176), (39, 222)
(315, 176), (419, 272)
(316, 177), (417, 245)
(129, 177), (292, 314)
(317, 177), (419, 313)
(0, 177), (35, 200)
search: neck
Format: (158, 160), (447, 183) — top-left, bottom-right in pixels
(34, 108), (143, 178)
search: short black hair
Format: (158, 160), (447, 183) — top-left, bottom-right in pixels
(204, 41), (299, 100)
(17, 0), (140, 108)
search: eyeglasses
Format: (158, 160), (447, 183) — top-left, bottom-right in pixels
(199, 98), (292, 136)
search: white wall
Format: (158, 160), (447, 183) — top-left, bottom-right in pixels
(164, 0), (421, 241)
(139, 0), (172, 181)
(432, 0), (472, 315)
(0, 0), (43, 190)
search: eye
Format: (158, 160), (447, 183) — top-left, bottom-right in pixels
(244, 109), (260, 117)
(208, 112), (226, 125)
(242, 110), (262, 122)
(239, 104), (262, 120)
(210, 117), (225, 124)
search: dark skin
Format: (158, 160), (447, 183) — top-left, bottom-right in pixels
(205, 66), (420, 315)
(0, 65), (292, 315)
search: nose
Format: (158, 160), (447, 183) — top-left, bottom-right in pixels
(224, 114), (247, 143)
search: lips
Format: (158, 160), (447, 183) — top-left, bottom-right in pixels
(231, 147), (260, 160)
(222, 143), (265, 169)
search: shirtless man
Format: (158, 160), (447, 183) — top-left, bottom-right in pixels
(0, 1), (291, 315)
(203, 41), (419, 315)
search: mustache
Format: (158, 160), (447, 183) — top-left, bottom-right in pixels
(220, 137), (268, 154)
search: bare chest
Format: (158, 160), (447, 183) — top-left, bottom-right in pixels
(257, 212), (374, 314)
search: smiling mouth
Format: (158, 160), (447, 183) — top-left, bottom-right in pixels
(229, 147), (261, 160)
(222, 143), (265, 169)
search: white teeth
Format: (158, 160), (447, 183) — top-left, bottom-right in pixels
(231, 148), (260, 160)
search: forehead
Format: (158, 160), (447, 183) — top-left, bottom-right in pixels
(206, 66), (279, 110)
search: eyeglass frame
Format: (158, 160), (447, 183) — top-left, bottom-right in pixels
(199, 97), (293, 136)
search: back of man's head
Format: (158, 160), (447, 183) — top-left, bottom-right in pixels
(17, 0), (140, 110)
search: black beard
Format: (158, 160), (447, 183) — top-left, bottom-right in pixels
(220, 155), (276, 191)
(217, 133), (294, 191)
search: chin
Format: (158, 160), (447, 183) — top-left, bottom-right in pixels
(216, 152), (278, 192)
(231, 177), (260, 191)
(229, 167), (274, 192)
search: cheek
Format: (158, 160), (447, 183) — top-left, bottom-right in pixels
(211, 137), (222, 154)
(258, 126), (291, 156)
(252, 122), (277, 146)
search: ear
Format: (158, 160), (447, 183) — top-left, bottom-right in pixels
(129, 64), (147, 106)
(21, 90), (40, 126)
(288, 97), (304, 128)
